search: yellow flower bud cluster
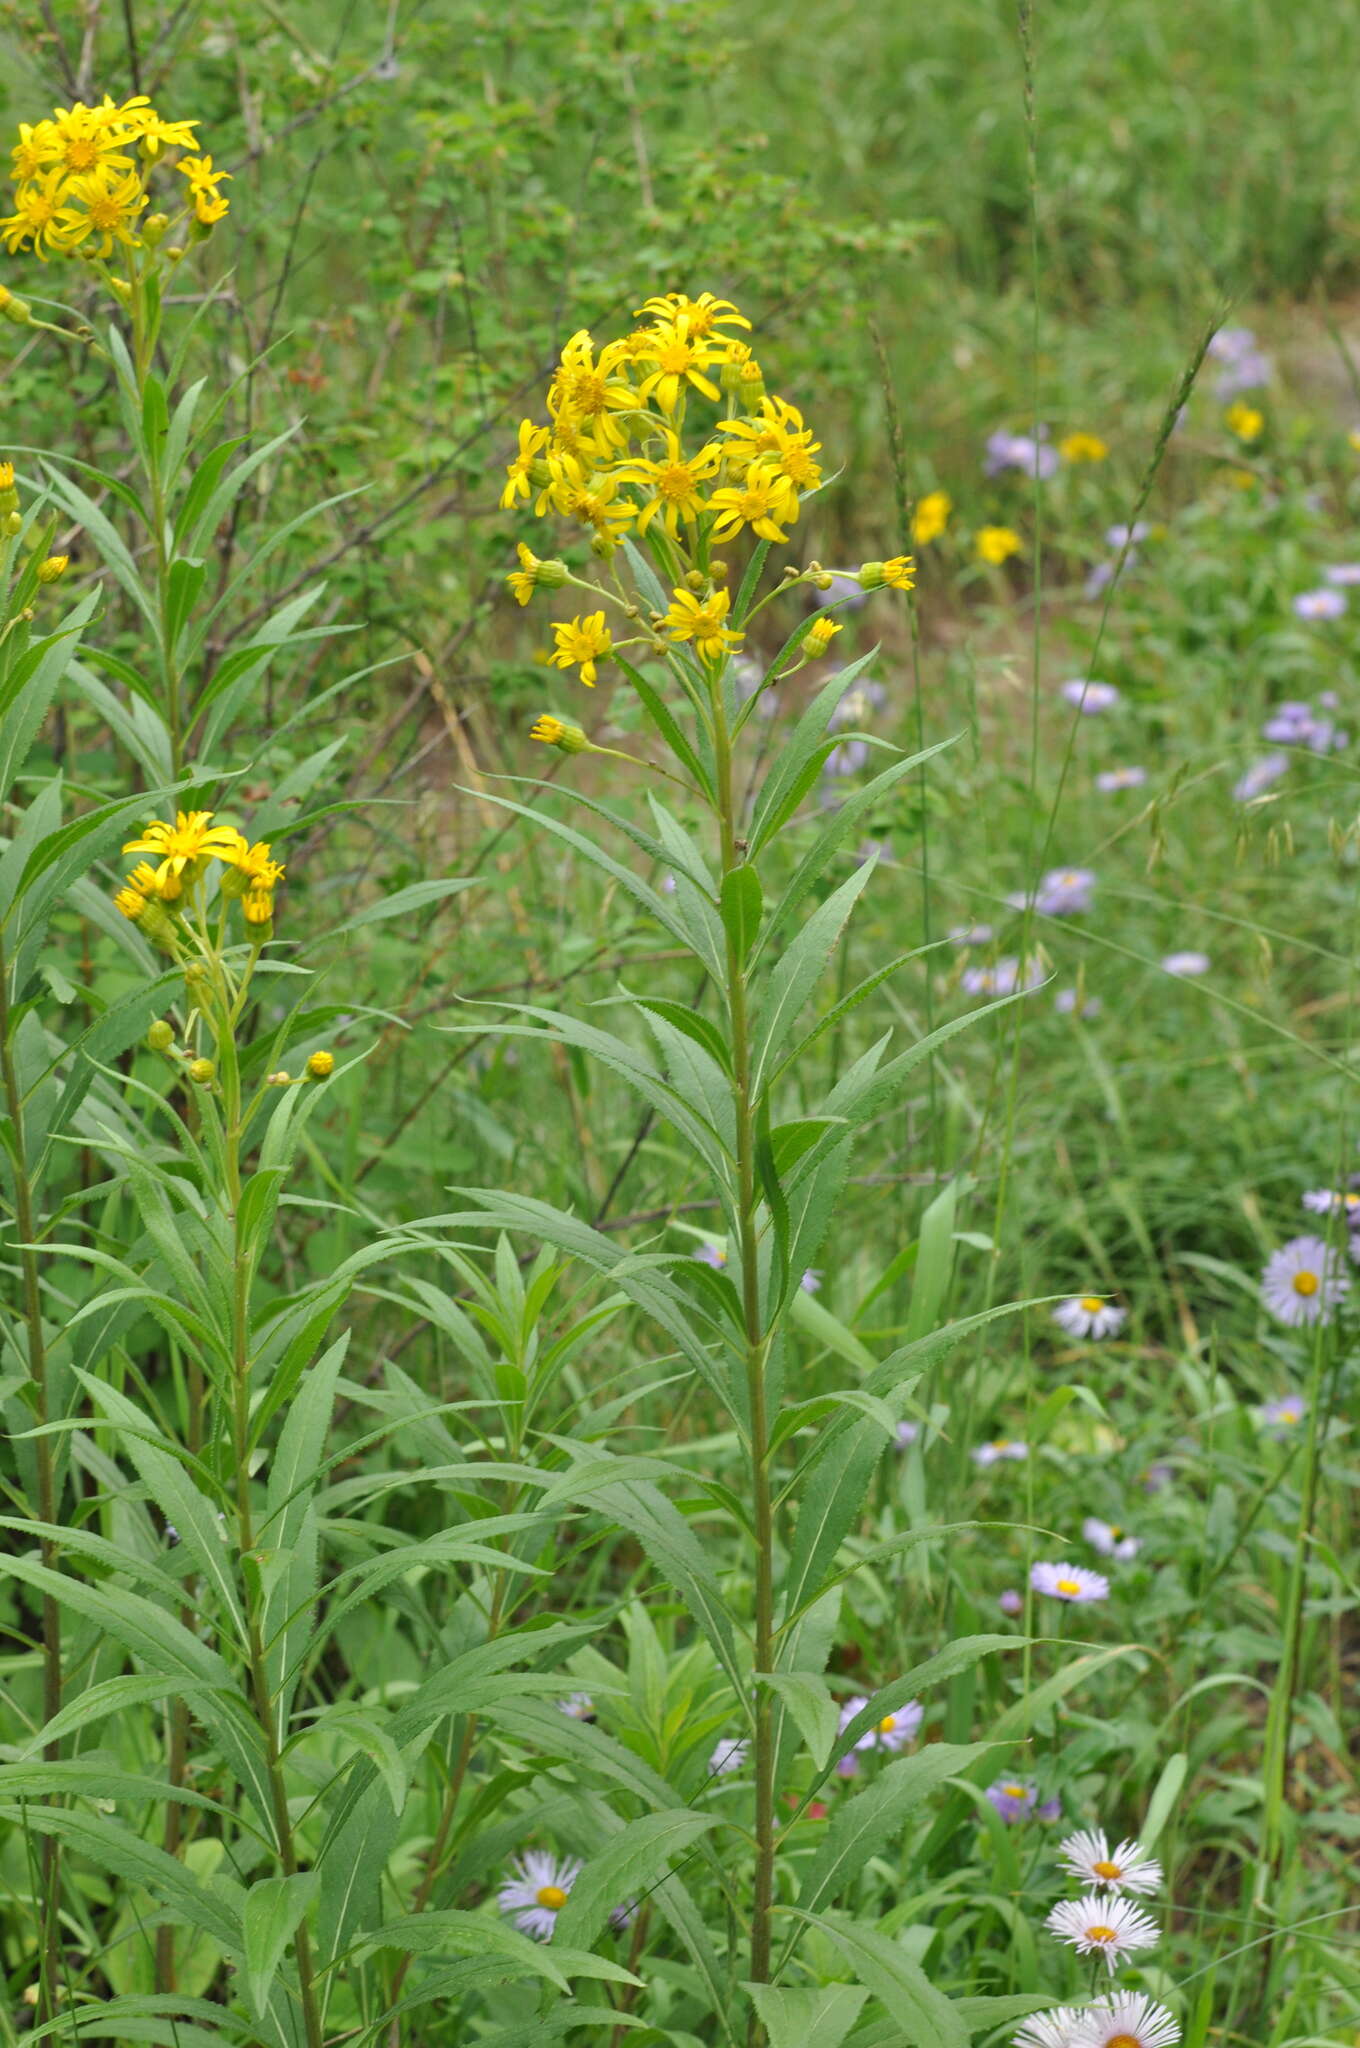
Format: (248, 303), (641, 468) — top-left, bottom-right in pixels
(112, 809), (286, 936)
(2, 94), (229, 265)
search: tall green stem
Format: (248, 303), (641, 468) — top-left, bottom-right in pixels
(710, 677), (776, 2030)
(0, 928), (63, 2028)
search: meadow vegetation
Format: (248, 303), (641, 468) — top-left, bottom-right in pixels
(1, 4), (1359, 2046)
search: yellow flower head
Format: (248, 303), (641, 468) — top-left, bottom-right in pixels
(635, 290), (751, 341)
(663, 585), (743, 662)
(530, 713), (589, 753)
(36, 554), (68, 582)
(1225, 400), (1263, 443)
(122, 809), (243, 890)
(10, 121), (59, 184)
(243, 888), (275, 926)
(506, 540), (567, 605)
(976, 525), (1022, 566)
(114, 882), (147, 921)
(547, 329), (634, 452)
(176, 152), (230, 197)
(633, 317), (722, 413)
(501, 419), (550, 509)
(1, 167), (78, 259)
(193, 186), (229, 227)
(127, 859), (179, 901)
(1058, 430), (1108, 463)
(708, 460), (799, 544)
(58, 165), (148, 256)
(306, 1050), (335, 1079)
(226, 836), (285, 890)
(719, 395), (822, 493)
(858, 555), (916, 592)
(806, 616), (842, 655)
(50, 99), (136, 180)
(0, 462), (14, 490)
(546, 451), (637, 543)
(549, 611), (613, 687)
(614, 427), (721, 537)
(912, 490), (951, 546)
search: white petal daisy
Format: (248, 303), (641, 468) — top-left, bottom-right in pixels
(1260, 1235), (1349, 1327)
(1057, 1828), (1162, 1894)
(1045, 1891), (1159, 1972)
(708, 1735), (748, 1776)
(1081, 1519), (1140, 1563)
(1013, 2010), (1091, 2048)
(1071, 1993), (1181, 2048)
(1053, 1295), (1126, 1340)
(498, 1849), (582, 1942)
(1031, 1560), (1110, 1603)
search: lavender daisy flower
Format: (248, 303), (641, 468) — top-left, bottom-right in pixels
(961, 957), (1043, 997)
(800, 1269), (822, 1293)
(1325, 563), (1360, 586)
(1045, 1891), (1159, 1972)
(1302, 1188), (1360, 1217)
(1293, 588), (1347, 622)
(1055, 989), (1102, 1018)
(824, 738), (870, 778)
(987, 1777), (1038, 1821)
(839, 1693), (923, 1753)
(1037, 1796), (1062, 1822)
(499, 1850), (583, 1941)
(1074, 1994), (1182, 2048)
(1036, 867), (1096, 916)
(949, 921), (995, 946)
(558, 1692), (597, 1721)
(1058, 1829), (1162, 1894)
(973, 1439), (1029, 1467)
(985, 428), (1059, 479)
(1053, 1296), (1126, 1340)
(1141, 1462), (1171, 1494)
(1095, 765), (1147, 792)
(1083, 560), (1118, 600)
(708, 1736), (748, 1777)
(894, 1419), (920, 1449)
(1160, 951), (1210, 977)
(1031, 1561), (1110, 1604)
(1262, 701), (1316, 744)
(1082, 1518), (1139, 1562)
(1260, 1393), (1305, 1433)
(1261, 1236), (1348, 1327)
(1215, 351), (1273, 398)
(693, 1242), (727, 1270)
(829, 679), (887, 729)
(1013, 2011), (1091, 2048)
(1105, 521), (1151, 550)
(1207, 325), (1258, 362)
(1060, 677), (1121, 714)
(999, 1587), (1024, 1616)
(1233, 753), (1288, 801)
(834, 1751), (860, 1779)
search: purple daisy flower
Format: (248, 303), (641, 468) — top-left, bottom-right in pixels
(1160, 951), (1210, 978)
(1060, 677), (1121, 714)
(998, 1587), (1023, 1616)
(986, 1777), (1038, 1821)
(1036, 867), (1097, 916)
(1324, 564), (1360, 586)
(1233, 754), (1288, 801)
(1095, 765), (1147, 792)
(1293, 588), (1347, 622)
(498, 1851), (583, 1942)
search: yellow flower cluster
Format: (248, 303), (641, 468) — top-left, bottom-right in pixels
(115, 810), (284, 929)
(501, 292), (819, 554)
(2, 95), (229, 262)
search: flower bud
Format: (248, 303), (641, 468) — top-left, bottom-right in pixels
(142, 212), (170, 245)
(709, 560), (729, 585)
(306, 1049), (335, 1079)
(738, 360), (765, 401)
(0, 288), (33, 326)
(108, 277), (133, 305)
(685, 569), (707, 593)
(268, 1070), (293, 1087)
(806, 563), (834, 591)
(806, 617), (842, 655)
(146, 1019), (175, 1052)
(165, 245), (186, 263)
(530, 714), (589, 754)
(187, 1057), (216, 1085)
(858, 555), (916, 593)
(4, 512), (20, 536)
(183, 960), (207, 984)
(36, 554), (69, 584)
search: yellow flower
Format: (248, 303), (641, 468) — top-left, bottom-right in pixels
(36, 554), (68, 582)
(306, 1050), (335, 1079)
(225, 836), (285, 889)
(10, 121), (59, 184)
(805, 617), (842, 655)
(718, 395), (822, 493)
(911, 490), (951, 546)
(634, 318), (722, 413)
(176, 152), (230, 197)
(708, 460), (799, 543)
(663, 586), (743, 661)
(634, 290), (751, 340)
(122, 809), (243, 890)
(1225, 400), (1263, 442)
(613, 428), (721, 536)
(976, 525), (1022, 565)
(127, 859), (179, 902)
(114, 882), (147, 921)
(506, 541), (567, 605)
(858, 556), (915, 592)
(0, 462), (14, 490)
(501, 420), (550, 510)
(243, 888), (275, 926)
(1, 168), (79, 258)
(50, 99), (136, 180)
(547, 329), (635, 453)
(56, 167), (149, 257)
(1058, 431), (1108, 463)
(193, 186), (229, 227)
(546, 451), (637, 543)
(1350, 429), (1360, 454)
(121, 101), (200, 158)
(549, 612), (613, 687)
(530, 714), (589, 752)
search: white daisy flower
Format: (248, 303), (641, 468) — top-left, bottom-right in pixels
(1045, 1890), (1159, 1972)
(498, 1850), (582, 1942)
(1081, 1519), (1140, 1563)
(1013, 2010), (1091, 2048)
(973, 1438), (1029, 1466)
(1160, 950), (1210, 977)
(1095, 765), (1148, 792)
(949, 920), (996, 946)
(1057, 1828), (1162, 1894)
(1053, 1295), (1126, 1340)
(838, 1694), (923, 1753)
(1061, 678), (1121, 714)
(1261, 1235), (1349, 1327)
(1031, 1561), (1110, 1604)
(894, 1419), (920, 1449)
(708, 1736), (748, 1777)
(558, 1691), (596, 1721)
(1072, 1993), (1181, 2048)
(1301, 1187), (1360, 1217)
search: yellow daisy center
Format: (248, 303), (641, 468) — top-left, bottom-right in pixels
(1002, 1783), (1028, 1800)
(1107, 2036), (1141, 2048)
(1092, 1858), (1122, 1880)
(85, 189), (128, 230)
(657, 462), (696, 501)
(63, 136), (100, 171)
(535, 1884), (567, 1911)
(878, 1714), (897, 1735)
(1079, 1296), (1104, 1313)
(1055, 1577), (1082, 1596)
(1292, 1270), (1319, 1296)
(1086, 1924), (1118, 1944)
(781, 446), (819, 486)
(655, 337), (696, 373)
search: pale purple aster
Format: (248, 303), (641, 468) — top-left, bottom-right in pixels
(1301, 719), (1348, 754)
(1233, 754), (1288, 801)
(1055, 989), (1102, 1018)
(1082, 1518), (1140, 1562)
(608, 1900), (638, 1933)
(1320, 689), (1340, 708)
(800, 1269), (822, 1293)
(1046, 1892), (1159, 1972)
(1261, 1236), (1348, 1327)
(814, 572), (867, 612)
(973, 1439), (1029, 1467)
(1207, 325), (1258, 363)
(1325, 564), (1360, 586)
(499, 1850), (582, 1941)
(1053, 1296), (1126, 1340)
(1096, 765), (1147, 792)
(1084, 560), (1118, 600)
(961, 956), (1043, 997)
(894, 1420), (920, 1450)
(985, 428), (1059, 479)
(1037, 1797), (1062, 1822)
(1031, 1560), (1110, 1604)
(948, 920), (995, 946)
(693, 1242), (727, 1270)
(558, 1692), (596, 1721)
(708, 1736), (748, 1777)
(1105, 521), (1150, 550)
(834, 1751), (860, 1779)
(1160, 951), (1210, 977)
(1215, 351), (1273, 398)
(1262, 700), (1315, 743)
(1036, 867), (1097, 916)
(824, 738), (870, 778)
(1293, 588), (1347, 622)
(1060, 677), (1121, 714)
(1058, 1828), (1163, 1894)
(1302, 1187), (1360, 1218)
(1141, 1463), (1172, 1494)
(1073, 1994), (1182, 2048)
(838, 1693), (923, 1753)
(1260, 1393), (1306, 1433)
(1013, 2009), (1090, 2048)
(987, 1777), (1038, 1821)
(829, 679), (887, 728)
(998, 1587), (1023, 1616)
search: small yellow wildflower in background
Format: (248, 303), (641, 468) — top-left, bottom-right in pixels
(530, 715), (589, 753)
(911, 490), (951, 546)
(501, 422), (550, 509)
(36, 553), (68, 581)
(2, 94), (228, 265)
(1059, 430), (1108, 463)
(805, 617), (842, 655)
(858, 556), (915, 592)
(1225, 401), (1263, 442)
(550, 612), (613, 687)
(664, 586), (743, 661)
(976, 525), (1022, 565)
